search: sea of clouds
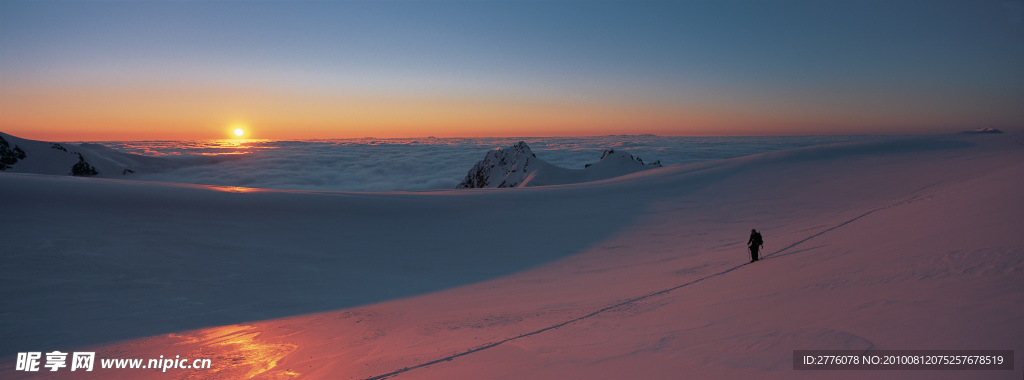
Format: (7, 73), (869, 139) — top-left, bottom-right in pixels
(93, 135), (879, 192)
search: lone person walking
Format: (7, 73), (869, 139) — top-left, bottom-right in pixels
(748, 229), (763, 263)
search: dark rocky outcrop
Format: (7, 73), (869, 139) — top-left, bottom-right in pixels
(71, 153), (99, 176)
(1, 136), (28, 170)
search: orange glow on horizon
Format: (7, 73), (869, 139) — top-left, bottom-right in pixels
(0, 80), (979, 141)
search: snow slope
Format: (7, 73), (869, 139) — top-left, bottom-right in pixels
(0, 132), (184, 178)
(1, 134), (1021, 379)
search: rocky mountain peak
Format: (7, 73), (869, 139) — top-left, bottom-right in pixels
(457, 141), (537, 188)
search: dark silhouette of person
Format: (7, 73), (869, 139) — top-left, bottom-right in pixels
(748, 229), (763, 262)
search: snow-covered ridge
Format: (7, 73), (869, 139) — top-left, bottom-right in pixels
(0, 132), (176, 177)
(457, 141), (662, 188)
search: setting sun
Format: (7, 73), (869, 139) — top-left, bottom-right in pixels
(233, 128), (245, 137)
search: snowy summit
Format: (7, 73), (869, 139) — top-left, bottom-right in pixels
(457, 141), (662, 188)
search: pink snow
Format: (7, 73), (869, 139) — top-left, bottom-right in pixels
(2, 134), (1021, 379)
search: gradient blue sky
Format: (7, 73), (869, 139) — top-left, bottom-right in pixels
(1, 0), (1021, 140)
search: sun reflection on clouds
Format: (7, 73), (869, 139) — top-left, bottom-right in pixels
(96, 139), (278, 156)
(207, 185), (264, 193)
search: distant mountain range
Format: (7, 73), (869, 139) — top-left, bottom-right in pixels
(960, 128), (1003, 134)
(2, 133), (668, 189)
(457, 141), (662, 188)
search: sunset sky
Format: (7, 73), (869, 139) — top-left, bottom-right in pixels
(1, 0), (1022, 140)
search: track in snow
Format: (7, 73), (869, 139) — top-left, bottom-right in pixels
(361, 188), (935, 380)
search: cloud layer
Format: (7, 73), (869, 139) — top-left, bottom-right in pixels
(94, 136), (876, 192)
